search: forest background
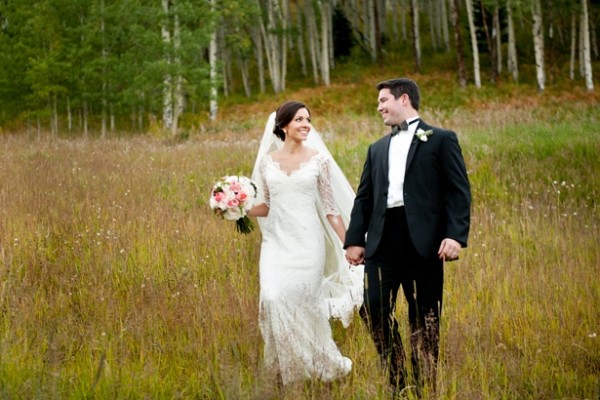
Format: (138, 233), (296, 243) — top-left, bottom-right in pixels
(0, 0), (599, 399)
(0, 0), (598, 133)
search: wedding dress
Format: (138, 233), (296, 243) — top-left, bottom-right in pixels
(251, 113), (364, 384)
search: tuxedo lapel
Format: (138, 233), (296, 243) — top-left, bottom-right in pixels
(406, 120), (431, 171)
(405, 129), (421, 172)
(382, 134), (391, 180)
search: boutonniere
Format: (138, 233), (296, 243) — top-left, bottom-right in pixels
(415, 128), (433, 142)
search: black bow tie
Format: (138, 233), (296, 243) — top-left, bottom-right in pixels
(391, 118), (420, 136)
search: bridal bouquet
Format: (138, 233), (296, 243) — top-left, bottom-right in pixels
(209, 175), (257, 234)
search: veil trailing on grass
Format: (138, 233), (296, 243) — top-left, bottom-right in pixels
(251, 112), (364, 327)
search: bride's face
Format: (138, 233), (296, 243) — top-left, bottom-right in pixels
(284, 108), (312, 142)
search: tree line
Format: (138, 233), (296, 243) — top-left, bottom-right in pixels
(0, 0), (597, 136)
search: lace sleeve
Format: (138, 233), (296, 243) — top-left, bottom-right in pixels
(260, 157), (270, 207)
(317, 154), (340, 216)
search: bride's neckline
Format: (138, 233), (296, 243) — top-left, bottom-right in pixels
(266, 153), (320, 177)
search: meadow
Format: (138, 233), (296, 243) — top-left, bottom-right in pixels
(0, 76), (599, 399)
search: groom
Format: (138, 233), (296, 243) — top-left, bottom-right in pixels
(345, 78), (471, 390)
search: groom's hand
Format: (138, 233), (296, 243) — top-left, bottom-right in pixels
(438, 238), (461, 261)
(345, 246), (365, 265)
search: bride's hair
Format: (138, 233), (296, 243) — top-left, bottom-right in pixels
(273, 101), (310, 141)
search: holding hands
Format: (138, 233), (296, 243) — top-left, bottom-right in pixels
(345, 239), (461, 265)
(345, 246), (365, 266)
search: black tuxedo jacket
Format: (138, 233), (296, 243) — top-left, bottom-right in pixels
(345, 120), (471, 260)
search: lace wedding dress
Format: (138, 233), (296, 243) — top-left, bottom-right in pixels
(257, 152), (355, 384)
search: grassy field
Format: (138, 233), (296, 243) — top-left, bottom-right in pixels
(1, 76), (599, 399)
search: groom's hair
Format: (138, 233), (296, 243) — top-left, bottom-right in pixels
(376, 78), (420, 111)
(273, 101), (310, 141)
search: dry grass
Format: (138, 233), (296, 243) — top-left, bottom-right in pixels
(0, 84), (598, 399)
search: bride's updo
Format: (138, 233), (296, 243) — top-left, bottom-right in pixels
(273, 101), (310, 141)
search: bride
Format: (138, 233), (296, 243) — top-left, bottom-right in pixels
(248, 101), (364, 384)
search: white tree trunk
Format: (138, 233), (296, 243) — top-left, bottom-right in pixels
(570, 12), (577, 80)
(581, 0), (594, 90)
(368, 0), (377, 61)
(428, 0), (438, 51)
(209, 0), (218, 120)
(320, 0), (331, 85)
(328, 0), (334, 69)
(237, 51), (252, 97)
(465, 0), (480, 87)
(440, 0), (450, 51)
(579, 13), (585, 78)
(494, 6), (502, 74)
(280, 0), (288, 91)
(269, 0), (281, 93)
(531, 0), (545, 91)
(83, 101), (89, 137)
(262, 0), (285, 93)
(101, 0), (107, 138)
(67, 96), (72, 131)
(138, 102), (144, 131)
(297, 9), (307, 76)
(110, 106), (115, 132)
(161, 0), (173, 128)
(506, 0), (518, 82)
(220, 26), (230, 97)
(306, 0), (321, 84)
(172, 10), (183, 135)
(251, 26), (266, 93)
(411, 0), (421, 71)
(50, 95), (58, 136)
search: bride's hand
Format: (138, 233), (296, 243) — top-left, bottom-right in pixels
(345, 246), (365, 265)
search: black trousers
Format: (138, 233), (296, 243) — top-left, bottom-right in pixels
(361, 206), (444, 388)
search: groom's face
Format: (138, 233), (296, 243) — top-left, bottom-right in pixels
(377, 88), (405, 126)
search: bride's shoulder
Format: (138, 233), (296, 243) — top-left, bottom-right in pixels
(263, 150), (278, 161)
(307, 148), (320, 158)
(312, 150), (331, 161)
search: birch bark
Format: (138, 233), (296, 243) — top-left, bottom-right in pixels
(209, 0), (218, 120)
(581, 0), (594, 90)
(172, 11), (183, 135)
(531, 0), (545, 91)
(320, 0), (331, 85)
(507, 0), (518, 82)
(410, 0), (421, 72)
(465, 0), (480, 87)
(162, 0), (173, 128)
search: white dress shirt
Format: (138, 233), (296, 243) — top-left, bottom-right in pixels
(387, 116), (420, 208)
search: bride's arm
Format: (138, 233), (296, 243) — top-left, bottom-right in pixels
(318, 156), (347, 243)
(248, 203), (269, 217)
(326, 214), (346, 243)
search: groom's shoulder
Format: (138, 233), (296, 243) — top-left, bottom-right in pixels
(421, 120), (455, 135)
(372, 134), (390, 147)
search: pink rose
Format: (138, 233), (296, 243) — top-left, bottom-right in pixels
(229, 182), (242, 192)
(214, 191), (225, 202)
(237, 191), (248, 201)
(227, 199), (240, 207)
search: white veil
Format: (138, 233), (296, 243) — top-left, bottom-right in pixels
(251, 112), (364, 327)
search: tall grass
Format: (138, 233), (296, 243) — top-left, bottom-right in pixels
(0, 84), (598, 399)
